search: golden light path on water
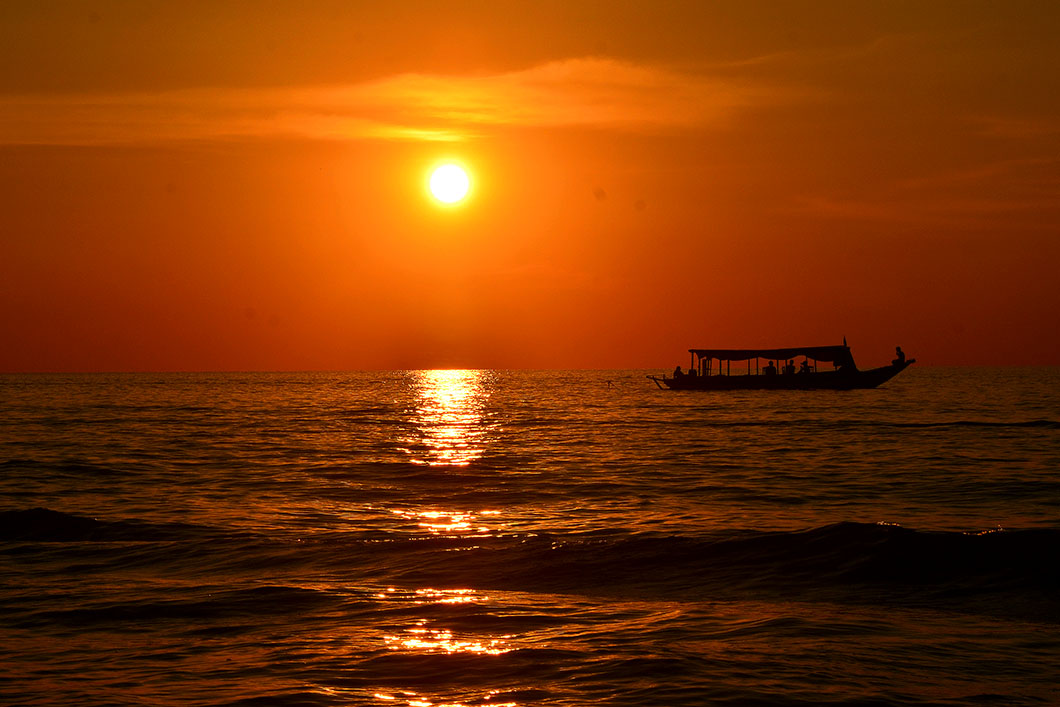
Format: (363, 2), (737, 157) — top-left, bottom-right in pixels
(389, 508), (501, 534)
(370, 588), (519, 707)
(372, 693), (516, 707)
(388, 370), (503, 537)
(399, 369), (494, 467)
(383, 620), (512, 655)
(375, 371), (519, 706)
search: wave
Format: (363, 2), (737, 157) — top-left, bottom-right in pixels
(378, 522), (1060, 612)
(0, 507), (216, 542)
(656, 418), (1060, 431)
(0, 458), (135, 477)
(886, 419), (1060, 429)
(6, 509), (1056, 616)
(24, 585), (337, 628)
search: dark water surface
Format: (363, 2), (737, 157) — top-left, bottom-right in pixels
(2, 368), (1058, 706)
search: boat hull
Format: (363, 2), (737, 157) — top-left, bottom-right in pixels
(649, 360), (915, 391)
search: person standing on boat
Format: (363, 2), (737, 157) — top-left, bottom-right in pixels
(799, 359), (811, 374)
(893, 346), (905, 366)
(673, 365), (683, 379)
(764, 361), (777, 376)
(785, 360), (796, 375)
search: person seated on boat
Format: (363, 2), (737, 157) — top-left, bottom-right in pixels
(892, 346), (905, 366)
(673, 365), (683, 379)
(799, 359), (811, 374)
(784, 359), (796, 375)
(764, 360), (777, 376)
(688, 367), (698, 378)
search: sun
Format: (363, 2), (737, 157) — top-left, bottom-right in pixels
(429, 164), (470, 204)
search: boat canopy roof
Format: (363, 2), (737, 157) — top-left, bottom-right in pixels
(689, 345), (854, 365)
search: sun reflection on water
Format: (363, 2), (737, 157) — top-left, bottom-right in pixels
(372, 588), (518, 705)
(372, 693), (516, 707)
(389, 507), (501, 535)
(383, 621), (513, 655)
(373, 587), (485, 605)
(413, 588), (481, 604)
(370, 372), (515, 707)
(399, 369), (494, 467)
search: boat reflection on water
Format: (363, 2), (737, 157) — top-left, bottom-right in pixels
(399, 369), (495, 467)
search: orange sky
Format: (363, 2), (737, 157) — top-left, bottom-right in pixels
(2, 1), (1059, 371)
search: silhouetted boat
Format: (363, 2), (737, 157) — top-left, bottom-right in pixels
(648, 343), (915, 391)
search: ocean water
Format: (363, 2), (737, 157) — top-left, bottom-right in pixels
(1, 367), (1058, 706)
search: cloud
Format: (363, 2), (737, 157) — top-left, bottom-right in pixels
(969, 115), (1060, 140)
(793, 184), (1060, 230)
(0, 58), (774, 146)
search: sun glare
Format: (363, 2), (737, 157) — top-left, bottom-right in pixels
(429, 164), (470, 204)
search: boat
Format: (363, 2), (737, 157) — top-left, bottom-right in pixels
(648, 343), (915, 391)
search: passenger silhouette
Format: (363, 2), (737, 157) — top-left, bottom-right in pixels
(893, 346), (905, 366)
(673, 365), (683, 379)
(764, 361), (777, 376)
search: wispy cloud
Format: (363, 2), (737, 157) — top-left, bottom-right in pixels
(968, 115), (1060, 140)
(0, 58), (777, 146)
(794, 173), (1060, 230)
(894, 157), (1060, 191)
(797, 194), (1060, 224)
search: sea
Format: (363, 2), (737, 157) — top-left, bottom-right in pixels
(1, 367), (1058, 706)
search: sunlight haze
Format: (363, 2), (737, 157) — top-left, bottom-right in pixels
(2, 1), (1058, 371)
